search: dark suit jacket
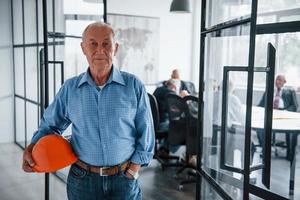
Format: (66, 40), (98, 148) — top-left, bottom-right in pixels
(258, 88), (298, 112)
(153, 86), (176, 123)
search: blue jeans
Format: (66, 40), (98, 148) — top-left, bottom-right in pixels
(67, 164), (141, 200)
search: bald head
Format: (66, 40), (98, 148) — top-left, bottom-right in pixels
(82, 22), (115, 42)
(171, 69), (180, 79)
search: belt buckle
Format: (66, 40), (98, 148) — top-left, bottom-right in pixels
(99, 167), (108, 176)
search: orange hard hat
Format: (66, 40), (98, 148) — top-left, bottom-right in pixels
(32, 134), (78, 173)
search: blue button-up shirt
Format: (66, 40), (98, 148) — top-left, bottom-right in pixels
(31, 66), (155, 167)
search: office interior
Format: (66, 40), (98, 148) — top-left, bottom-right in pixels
(0, 0), (300, 199)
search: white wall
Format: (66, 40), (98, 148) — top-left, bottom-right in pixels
(107, 0), (196, 84)
(0, 0), (14, 143)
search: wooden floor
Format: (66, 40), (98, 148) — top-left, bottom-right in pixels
(0, 143), (299, 200)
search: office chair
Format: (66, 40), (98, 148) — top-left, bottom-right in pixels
(165, 93), (193, 182)
(175, 95), (198, 190)
(147, 93), (181, 170)
(166, 93), (188, 147)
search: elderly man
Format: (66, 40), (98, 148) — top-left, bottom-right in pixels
(22, 22), (155, 199)
(258, 74), (298, 111)
(257, 74), (298, 159)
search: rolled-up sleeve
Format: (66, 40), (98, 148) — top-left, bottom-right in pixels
(31, 83), (71, 144)
(131, 83), (155, 166)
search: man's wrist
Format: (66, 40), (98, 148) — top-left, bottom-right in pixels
(26, 143), (35, 152)
(128, 162), (141, 172)
(126, 168), (139, 179)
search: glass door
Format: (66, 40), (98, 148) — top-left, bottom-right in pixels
(197, 0), (299, 199)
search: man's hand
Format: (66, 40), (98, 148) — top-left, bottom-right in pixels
(125, 162), (140, 179)
(22, 143), (36, 172)
(180, 90), (189, 97)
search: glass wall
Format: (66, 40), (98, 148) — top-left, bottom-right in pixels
(199, 0), (300, 199)
(12, 0), (40, 148)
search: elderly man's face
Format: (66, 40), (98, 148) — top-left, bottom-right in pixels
(81, 26), (118, 72)
(275, 75), (286, 89)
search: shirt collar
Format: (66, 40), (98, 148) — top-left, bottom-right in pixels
(77, 65), (125, 88)
(106, 65), (125, 86)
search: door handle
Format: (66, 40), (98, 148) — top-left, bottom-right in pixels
(262, 43), (276, 188)
(219, 43), (276, 188)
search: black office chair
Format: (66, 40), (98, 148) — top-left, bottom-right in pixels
(166, 93), (188, 147)
(147, 93), (181, 169)
(175, 95), (198, 190)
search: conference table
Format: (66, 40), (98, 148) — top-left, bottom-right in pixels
(250, 106), (300, 195)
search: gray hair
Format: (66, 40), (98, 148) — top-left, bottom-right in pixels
(82, 21), (115, 42)
(276, 74), (286, 82)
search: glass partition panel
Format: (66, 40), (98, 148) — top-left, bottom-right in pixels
(26, 102), (38, 145)
(12, 0), (23, 45)
(25, 47), (38, 102)
(48, 58), (55, 103)
(64, 20), (90, 79)
(256, 33), (300, 91)
(250, 32), (300, 199)
(205, 0), (252, 28)
(201, 23), (251, 199)
(24, 0), (37, 44)
(16, 97), (25, 148)
(14, 48), (25, 96)
(54, 0), (65, 33)
(257, 0), (300, 24)
(47, 0), (54, 33)
(38, 0), (43, 43)
(63, 0), (104, 15)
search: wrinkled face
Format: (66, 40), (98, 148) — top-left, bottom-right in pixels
(275, 75), (286, 89)
(81, 26), (118, 72)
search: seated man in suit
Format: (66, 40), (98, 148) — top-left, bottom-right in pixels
(257, 74), (298, 158)
(171, 69), (196, 95)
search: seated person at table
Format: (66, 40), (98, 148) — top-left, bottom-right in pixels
(258, 74), (298, 111)
(257, 74), (298, 156)
(170, 69), (195, 95)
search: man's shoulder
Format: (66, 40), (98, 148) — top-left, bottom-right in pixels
(62, 72), (85, 88)
(119, 70), (143, 85)
(283, 87), (295, 95)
